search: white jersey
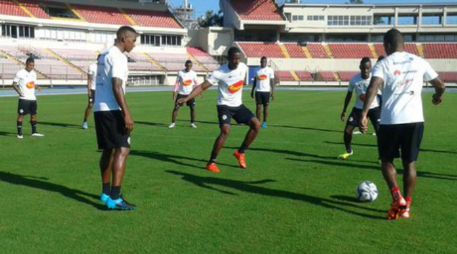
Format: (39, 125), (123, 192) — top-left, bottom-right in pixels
(14, 69), (37, 101)
(372, 51), (438, 125)
(255, 67), (275, 92)
(94, 46), (129, 112)
(175, 70), (198, 95)
(207, 62), (248, 107)
(348, 73), (379, 110)
(88, 63), (97, 90)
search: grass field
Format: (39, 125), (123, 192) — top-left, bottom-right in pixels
(0, 89), (456, 253)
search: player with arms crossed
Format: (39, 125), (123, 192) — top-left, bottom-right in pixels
(338, 57), (380, 160)
(12, 57), (44, 139)
(169, 60), (199, 128)
(177, 47), (261, 173)
(250, 56), (275, 128)
(360, 29), (445, 220)
(94, 26), (138, 210)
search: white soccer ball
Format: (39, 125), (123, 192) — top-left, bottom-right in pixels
(357, 181), (378, 202)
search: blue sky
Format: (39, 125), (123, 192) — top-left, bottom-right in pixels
(170, 0), (457, 17)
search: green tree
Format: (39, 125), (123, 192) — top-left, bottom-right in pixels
(198, 10), (223, 27)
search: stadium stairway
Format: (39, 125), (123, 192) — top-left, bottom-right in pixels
(417, 43), (425, 58)
(142, 53), (167, 72)
(368, 44), (378, 58)
(323, 44), (334, 58)
(278, 44), (291, 58)
(0, 49), (48, 79)
(45, 49), (86, 75)
(187, 52), (209, 72)
(302, 46), (312, 59)
(13, 0), (35, 18)
(119, 8), (138, 26)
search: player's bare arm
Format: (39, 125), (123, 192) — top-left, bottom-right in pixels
(360, 77), (383, 133)
(270, 78), (276, 101)
(429, 77), (445, 105)
(12, 82), (24, 97)
(341, 91), (353, 121)
(177, 81), (211, 105)
(112, 77), (133, 133)
(251, 77), (257, 98)
(87, 74), (93, 97)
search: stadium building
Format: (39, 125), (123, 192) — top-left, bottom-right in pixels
(0, 0), (456, 86)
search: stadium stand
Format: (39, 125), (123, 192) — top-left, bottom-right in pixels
(0, 0), (28, 17)
(295, 71), (313, 81)
(304, 43), (329, 58)
(329, 44), (373, 59)
(71, 4), (130, 25)
(238, 42), (284, 58)
(275, 71), (295, 81)
(424, 44), (457, 59)
(338, 72), (359, 82)
(187, 47), (220, 71)
(229, 0), (283, 21)
(284, 44), (306, 58)
(125, 9), (181, 29)
(17, 0), (51, 19)
(439, 72), (457, 83)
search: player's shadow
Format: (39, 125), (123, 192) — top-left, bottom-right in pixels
(130, 150), (239, 170)
(167, 170), (385, 219)
(0, 131), (17, 137)
(0, 171), (105, 209)
(135, 120), (168, 127)
(39, 121), (81, 129)
(325, 141), (457, 155)
(286, 157), (380, 171)
(269, 124), (341, 134)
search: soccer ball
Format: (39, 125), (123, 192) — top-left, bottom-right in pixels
(356, 181), (378, 202)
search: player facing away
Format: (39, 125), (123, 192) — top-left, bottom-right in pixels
(169, 60), (199, 128)
(94, 26), (138, 210)
(82, 54), (100, 129)
(12, 57), (44, 139)
(177, 47), (261, 173)
(338, 57), (380, 160)
(360, 28), (445, 220)
(250, 56), (275, 128)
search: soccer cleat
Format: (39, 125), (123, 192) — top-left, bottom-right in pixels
(387, 196), (407, 220)
(262, 122), (268, 128)
(206, 163), (221, 174)
(100, 193), (110, 204)
(233, 151), (247, 169)
(17, 134), (24, 139)
(338, 150), (353, 160)
(106, 198), (135, 211)
(190, 123), (197, 128)
(168, 123), (176, 128)
(31, 133), (45, 137)
(353, 130), (362, 135)
(399, 198), (412, 219)
(82, 122), (88, 129)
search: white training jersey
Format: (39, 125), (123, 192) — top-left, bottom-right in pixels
(255, 67), (275, 92)
(14, 69), (37, 101)
(94, 46), (129, 112)
(207, 62), (248, 107)
(348, 73), (379, 110)
(372, 51), (438, 125)
(88, 63), (97, 90)
(175, 70), (198, 95)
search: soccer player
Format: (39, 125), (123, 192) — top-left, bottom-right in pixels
(177, 47), (261, 173)
(82, 54), (100, 129)
(338, 57), (380, 160)
(12, 57), (44, 139)
(250, 56), (275, 128)
(169, 60), (198, 128)
(360, 28), (445, 220)
(94, 26), (138, 210)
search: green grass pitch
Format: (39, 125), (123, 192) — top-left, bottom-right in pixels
(0, 90), (456, 253)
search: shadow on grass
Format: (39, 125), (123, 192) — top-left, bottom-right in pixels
(134, 120), (168, 127)
(0, 131), (17, 137)
(167, 170), (385, 220)
(325, 141), (457, 155)
(286, 157), (380, 171)
(0, 171), (105, 210)
(39, 121), (81, 129)
(269, 124), (341, 134)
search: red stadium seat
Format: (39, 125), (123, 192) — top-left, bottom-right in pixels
(306, 43), (329, 58)
(424, 44), (457, 59)
(284, 44), (306, 58)
(125, 9), (182, 29)
(0, 0), (28, 17)
(276, 71), (295, 81)
(329, 44), (373, 59)
(238, 42), (284, 58)
(338, 72), (359, 82)
(230, 0), (283, 21)
(295, 71), (313, 81)
(72, 4), (130, 25)
(17, 0), (50, 19)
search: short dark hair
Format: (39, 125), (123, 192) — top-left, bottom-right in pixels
(377, 55), (385, 62)
(261, 56), (267, 61)
(26, 57), (34, 65)
(185, 60), (192, 65)
(228, 47), (241, 58)
(116, 26), (138, 39)
(360, 57), (371, 66)
(384, 28), (404, 48)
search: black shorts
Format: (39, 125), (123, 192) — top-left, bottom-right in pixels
(255, 91), (271, 106)
(378, 122), (424, 163)
(94, 110), (130, 150)
(347, 107), (380, 132)
(88, 90), (95, 104)
(18, 99), (37, 115)
(175, 94), (195, 108)
(217, 104), (255, 127)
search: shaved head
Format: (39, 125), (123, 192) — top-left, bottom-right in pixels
(383, 28), (404, 55)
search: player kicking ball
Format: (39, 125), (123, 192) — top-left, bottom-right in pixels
(12, 57), (44, 139)
(338, 57), (380, 160)
(177, 47), (261, 173)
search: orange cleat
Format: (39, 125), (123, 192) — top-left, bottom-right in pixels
(387, 196), (407, 220)
(233, 151), (247, 169)
(206, 163), (221, 174)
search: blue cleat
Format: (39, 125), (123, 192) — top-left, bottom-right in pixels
(106, 198), (135, 211)
(262, 122), (268, 128)
(100, 193), (110, 204)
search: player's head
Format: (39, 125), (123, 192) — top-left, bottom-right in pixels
(260, 56), (267, 68)
(359, 57), (372, 79)
(383, 28), (404, 55)
(377, 55), (385, 63)
(25, 57), (35, 72)
(227, 47), (242, 70)
(116, 26), (138, 53)
(185, 60), (192, 71)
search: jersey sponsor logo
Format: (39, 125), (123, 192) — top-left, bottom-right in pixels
(258, 74), (268, 81)
(26, 81), (35, 89)
(394, 70), (401, 77)
(228, 80), (244, 94)
(183, 80), (193, 87)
